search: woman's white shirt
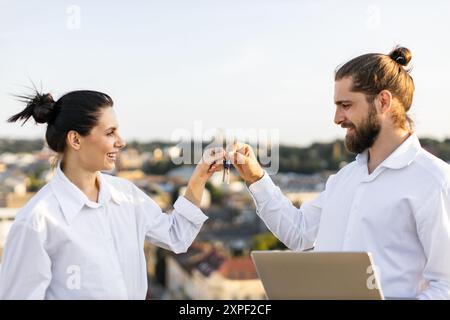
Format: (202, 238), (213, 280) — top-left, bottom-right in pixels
(0, 164), (208, 299)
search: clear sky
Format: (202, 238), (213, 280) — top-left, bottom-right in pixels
(1, 0), (449, 146)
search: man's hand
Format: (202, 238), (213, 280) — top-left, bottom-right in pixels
(230, 142), (264, 185)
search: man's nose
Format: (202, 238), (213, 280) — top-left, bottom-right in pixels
(334, 108), (345, 125)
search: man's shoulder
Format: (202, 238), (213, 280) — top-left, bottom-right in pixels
(320, 160), (359, 189)
(413, 149), (450, 189)
(333, 159), (359, 177)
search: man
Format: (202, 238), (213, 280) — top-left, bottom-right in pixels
(229, 47), (450, 299)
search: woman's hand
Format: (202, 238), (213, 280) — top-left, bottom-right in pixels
(184, 147), (226, 207)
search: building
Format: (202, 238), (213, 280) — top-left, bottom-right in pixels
(0, 169), (36, 208)
(167, 166), (196, 185)
(166, 243), (265, 300)
(117, 148), (143, 170)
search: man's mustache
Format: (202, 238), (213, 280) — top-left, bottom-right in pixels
(341, 121), (355, 129)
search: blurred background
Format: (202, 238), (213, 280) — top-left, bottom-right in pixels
(1, 0), (450, 299)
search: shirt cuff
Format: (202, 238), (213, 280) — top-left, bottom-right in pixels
(247, 171), (277, 208)
(173, 196), (209, 225)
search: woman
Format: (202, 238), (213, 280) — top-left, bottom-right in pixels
(0, 90), (224, 299)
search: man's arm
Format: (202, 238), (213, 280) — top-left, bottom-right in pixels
(230, 142), (330, 251)
(415, 186), (450, 299)
(248, 172), (328, 251)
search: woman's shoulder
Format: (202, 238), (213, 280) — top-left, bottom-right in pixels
(99, 173), (157, 205)
(100, 172), (134, 188)
(13, 182), (59, 228)
(100, 172), (137, 200)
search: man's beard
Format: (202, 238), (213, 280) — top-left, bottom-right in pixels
(343, 104), (381, 154)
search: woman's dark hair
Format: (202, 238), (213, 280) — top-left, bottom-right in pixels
(335, 46), (415, 130)
(8, 90), (113, 153)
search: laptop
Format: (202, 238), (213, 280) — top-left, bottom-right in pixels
(251, 251), (384, 300)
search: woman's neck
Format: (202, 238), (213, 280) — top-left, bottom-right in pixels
(61, 159), (99, 203)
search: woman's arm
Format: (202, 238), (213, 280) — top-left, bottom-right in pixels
(184, 148), (225, 207)
(0, 221), (52, 299)
(137, 148), (226, 254)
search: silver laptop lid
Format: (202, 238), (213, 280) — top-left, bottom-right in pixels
(251, 251), (384, 300)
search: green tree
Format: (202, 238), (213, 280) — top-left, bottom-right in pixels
(251, 232), (286, 251)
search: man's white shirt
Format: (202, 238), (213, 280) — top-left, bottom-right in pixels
(0, 163), (208, 299)
(248, 133), (450, 299)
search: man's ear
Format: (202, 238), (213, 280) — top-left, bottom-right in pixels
(377, 90), (393, 114)
(66, 130), (81, 151)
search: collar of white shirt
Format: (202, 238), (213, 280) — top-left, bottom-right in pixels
(50, 162), (123, 225)
(355, 132), (421, 170)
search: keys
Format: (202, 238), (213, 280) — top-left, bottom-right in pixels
(222, 141), (235, 184)
(222, 157), (231, 184)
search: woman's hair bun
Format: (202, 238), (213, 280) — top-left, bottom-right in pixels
(388, 46), (412, 67)
(8, 91), (57, 125)
(30, 93), (56, 124)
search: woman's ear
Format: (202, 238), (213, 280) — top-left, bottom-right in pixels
(66, 130), (81, 151)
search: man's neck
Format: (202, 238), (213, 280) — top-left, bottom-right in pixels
(61, 159), (100, 203)
(367, 127), (412, 174)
